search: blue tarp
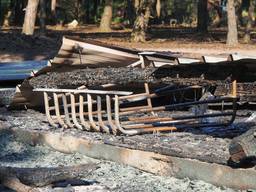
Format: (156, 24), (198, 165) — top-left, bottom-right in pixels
(0, 60), (48, 81)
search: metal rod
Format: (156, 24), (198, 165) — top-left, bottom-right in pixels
(120, 97), (238, 116)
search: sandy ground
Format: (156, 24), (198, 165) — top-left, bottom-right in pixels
(0, 27), (256, 62)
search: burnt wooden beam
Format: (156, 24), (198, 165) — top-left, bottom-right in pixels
(229, 125), (256, 167)
(0, 164), (98, 189)
(10, 128), (256, 190)
(215, 83), (256, 103)
(1, 177), (38, 192)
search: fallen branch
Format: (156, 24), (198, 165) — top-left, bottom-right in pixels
(0, 164), (98, 191)
(1, 177), (38, 192)
(229, 125), (256, 166)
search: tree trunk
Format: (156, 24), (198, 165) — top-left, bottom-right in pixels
(99, 0), (113, 32)
(2, 0), (15, 27)
(13, 0), (25, 26)
(226, 0), (238, 46)
(197, 0), (208, 33)
(156, 0), (161, 18)
(211, 1), (222, 27)
(39, 0), (46, 34)
(85, 0), (90, 23)
(126, 0), (135, 26)
(243, 0), (255, 43)
(51, 0), (56, 13)
(229, 126), (256, 167)
(131, 0), (153, 42)
(92, 0), (99, 22)
(22, 0), (40, 35)
(51, 0), (57, 24)
(134, 0), (140, 11)
(3, 11), (12, 27)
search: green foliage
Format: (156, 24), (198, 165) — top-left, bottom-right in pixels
(59, 0), (86, 23)
(0, 0), (11, 24)
(0, 0), (254, 28)
(167, 0), (198, 24)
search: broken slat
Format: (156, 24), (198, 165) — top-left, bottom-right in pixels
(202, 56), (227, 63)
(229, 53), (256, 61)
(175, 58), (201, 64)
(33, 88), (133, 96)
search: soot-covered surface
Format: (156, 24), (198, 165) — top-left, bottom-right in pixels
(0, 108), (252, 165)
(0, 124), (242, 192)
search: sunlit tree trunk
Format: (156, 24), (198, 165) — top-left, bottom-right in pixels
(2, 0), (14, 27)
(197, 0), (208, 33)
(51, 0), (56, 15)
(134, 0), (140, 11)
(22, 0), (39, 35)
(211, 1), (222, 27)
(99, 0), (113, 32)
(131, 0), (153, 42)
(227, 0), (238, 46)
(3, 11), (12, 27)
(243, 0), (255, 43)
(51, 0), (57, 24)
(156, 0), (161, 18)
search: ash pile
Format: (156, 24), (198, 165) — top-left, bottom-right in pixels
(1, 36), (256, 191)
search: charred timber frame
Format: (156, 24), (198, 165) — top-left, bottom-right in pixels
(34, 81), (238, 135)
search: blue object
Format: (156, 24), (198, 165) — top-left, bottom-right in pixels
(0, 60), (48, 81)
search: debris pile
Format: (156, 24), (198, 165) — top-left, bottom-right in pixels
(1, 36), (256, 190)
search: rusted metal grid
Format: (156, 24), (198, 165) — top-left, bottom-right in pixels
(34, 80), (238, 135)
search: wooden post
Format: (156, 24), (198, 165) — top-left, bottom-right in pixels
(232, 80), (237, 97)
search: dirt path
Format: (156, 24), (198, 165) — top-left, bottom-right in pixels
(0, 28), (256, 62)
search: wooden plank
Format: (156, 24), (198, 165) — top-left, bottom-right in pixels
(229, 54), (256, 61)
(33, 88), (133, 96)
(202, 56), (227, 63)
(63, 37), (139, 59)
(175, 58), (201, 64)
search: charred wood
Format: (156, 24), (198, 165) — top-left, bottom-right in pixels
(0, 164), (98, 188)
(215, 83), (256, 103)
(229, 126), (256, 167)
(29, 63), (256, 89)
